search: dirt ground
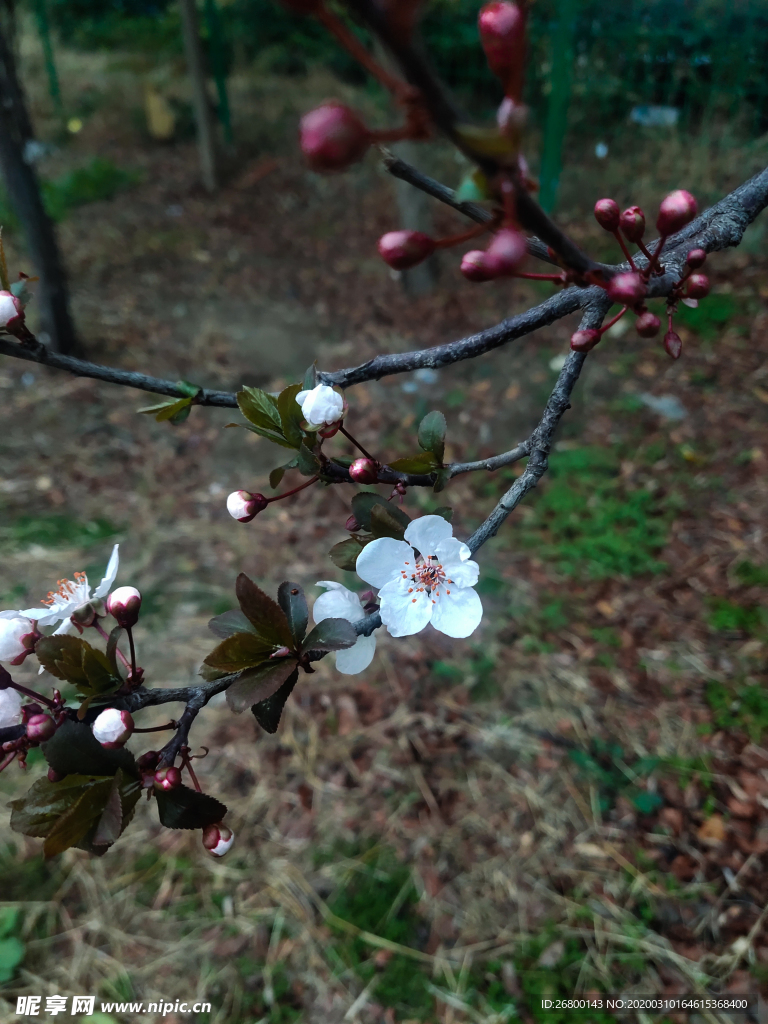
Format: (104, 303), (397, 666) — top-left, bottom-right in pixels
(1, 29), (768, 1024)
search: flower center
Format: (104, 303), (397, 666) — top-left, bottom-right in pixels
(400, 557), (453, 601)
(42, 571), (86, 606)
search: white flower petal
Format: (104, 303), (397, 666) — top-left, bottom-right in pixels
(430, 587), (483, 639)
(0, 687), (22, 728)
(378, 577), (432, 637)
(93, 543), (120, 599)
(404, 515), (453, 556)
(439, 558), (479, 588)
(0, 616), (33, 662)
(314, 582), (364, 625)
(51, 619), (76, 637)
(434, 537), (472, 564)
(356, 538), (412, 589)
(335, 633), (376, 675)
(296, 384), (343, 428)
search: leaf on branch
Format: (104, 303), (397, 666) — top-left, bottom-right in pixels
(454, 168), (493, 203)
(251, 667), (299, 734)
(226, 420), (297, 450)
(208, 609), (259, 640)
(105, 626), (124, 677)
(35, 636), (120, 697)
(203, 632), (276, 674)
(370, 503), (410, 541)
(303, 362), (318, 391)
(387, 452), (438, 474)
(433, 467), (451, 494)
(302, 617), (357, 654)
(235, 387), (295, 449)
(41, 719), (140, 779)
(155, 784), (227, 830)
(433, 506), (453, 522)
(277, 383), (305, 449)
(138, 396), (193, 424)
(225, 658), (299, 714)
(297, 442), (321, 476)
(417, 410), (447, 463)
(350, 492), (410, 533)
(277, 582), (308, 647)
(175, 379), (202, 399)
(329, 536), (368, 571)
(235, 573), (294, 648)
(269, 456), (298, 490)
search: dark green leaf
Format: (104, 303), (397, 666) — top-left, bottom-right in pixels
(0, 936), (24, 983)
(417, 410), (447, 463)
(208, 609), (258, 640)
(433, 506), (454, 522)
(235, 573), (294, 647)
(226, 421), (297, 450)
(138, 396), (193, 424)
(237, 386), (282, 432)
(81, 645), (120, 695)
(350, 492), (410, 532)
(387, 452), (438, 474)
(303, 363), (317, 391)
(35, 636), (120, 696)
(277, 383), (305, 449)
(251, 668), (299, 734)
(106, 626), (124, 677)
(91, 774), (124, 847)
(168, 402), (192, 425)
(302, 617), (357, 653)
(433, 467), (451, 493)
(42, 719), (140, 779)
(370, 504), (409, 541)
(297, 442), (321, 476)
(199, 663), (237, 682)
(176, 379), (201, 399)
(269, 465), (286, 490)
(204, 632), (276, 673)
(329, 536), (368, 571)
(155, 784), (227, 830)
(330, 456), (354, 469)
(277, 582), (308, 647)
(10, 774), (109, 839)
(225, 658), (298, 713)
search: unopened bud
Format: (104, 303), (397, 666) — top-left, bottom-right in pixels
(137, 749), (161, 771)
(47, 767), (64, 782)
(226, 490), (268, 523)
(685, 248), (706, 269)
(607, 272), (646, 305)
(107, 586), (142, 629)
(26, 713), (56, 743)
(570, 330), (601, 353)
(635, 312), (661, 338)
(594, 198), (620, 233)
(656, 190), (697, 236)
(202, 822), (234, 858)
(318, 423), (340, 439)
(619, 205), (645, 243)
(154, 766), (182, 791)
(299, 103), (370, 173)
(345, 514), (361, 532)
(92, 708), (134, 749)
(485, 228), (526, 276)
(663, 330), (683, 360)
(349, 458), (378, 484)
(496, 97), (528, 137)
(478, 1), (525, 81)
(460, 249), (496, 283)
(378, 230), (435, 271)
(0, 290), (24, 330)
(686, 273), (710, 299)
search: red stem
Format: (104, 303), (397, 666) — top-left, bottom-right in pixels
(8, 681), (56, 709)
(183, 755), (202, 793)
(134, 721), (178, 734)
(268, 475), (320, 503)
(612, 231), (637, 271)
(0, 750), (17, 773)
(317, 8), (408, 99)
(597, 306), (628, 336)
(433, 219), (494, 249)
(512, 272), (565, 282)
(338, 425), (376, 462)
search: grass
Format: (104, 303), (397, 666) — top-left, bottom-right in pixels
(705, 680), (768, 741)
(0, 513), (119, 552)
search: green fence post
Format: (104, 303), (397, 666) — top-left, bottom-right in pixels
(202, 0), (233, 146)
(538, 0), (577, 214)
(32, 0), (63, 118)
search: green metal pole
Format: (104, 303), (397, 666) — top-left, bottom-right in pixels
(32, 0), (63, 118)
(202, 0), (232, 146)
(538, 0), (577, 214)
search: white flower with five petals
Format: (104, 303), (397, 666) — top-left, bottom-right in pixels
(295, 384), (344, 429)
(356, 516), (482, 639)
(313, 582), (376, 675)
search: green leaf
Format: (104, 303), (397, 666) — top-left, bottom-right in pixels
(237, 386), (282, 432)
(387, 452), (438, 474)
(155, 784), (227, 830)
(329, 536), (368, 571)
(297, 442), (321, 476)
(454, 168), (493, 202)
(370, 503), (409, 540)
(351, 492), (410, 532)
(138, 396), (192, 424)
(225, 658), (298, 713)
(417, 410), (447, 463)
(105, 626), (123, 677)
(270, 466), (286, 490)
(302, 617), (357, 653)
(208, 609), (258, 640)
(433, 506), (453, 522)
(0, 908), (18, 938)
(204, 632), (276, 673)
(277, 383), (305, 449)
(330, 457), (354, 469)
(433, 467), (451, 493)
(0, 936), (24, 983)
(82, 644), (120, 695)
(303, 363), (317, 391)
(35, 636), (120, 697)
(235, 573), (294, 647)
(226, 421), (297, 450)
(455, 124), (517, 159)
(277, 582), (308, 647)
(44, 777), (116, 857)
(42, 719), (140, 780)
(251, 668), (299, 734)
(176, 379), (201, 399)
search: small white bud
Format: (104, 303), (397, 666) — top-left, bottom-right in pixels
(202, 822), (234, 857)
(106, 586), (142, 628)
(92, 708), (134, 748)
(0, 615), (36, 663)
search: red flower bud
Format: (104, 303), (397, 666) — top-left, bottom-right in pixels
(685, 248), (706, 269)
(226, 490), (269, 523)
(485, 228), (526, 276)
(47, 767), (64, 782)
(26, 713), (56, 742)
(607, 272), (646, 305)
(478, 1), (525, 81)
(202, 822), (234, 857)
(299, 103), (370, 173)
(377, 230), (435, 271)
(570, 330), (601, 353)
(663, 330), (683, 360)
(460, 249), (496, 282)
(107, 586), (142, 629)
(345, 514), (361, 532)
(656, 190), (697, 235)
(137, 750), (161, 771)
(635, 312), (661, 338)
(154, 766), (182, 791)
(594, 198), (620, 233)
(686, 273), (710, 299)
(619, 206), (645, 243)
(349, 458), (378, 484)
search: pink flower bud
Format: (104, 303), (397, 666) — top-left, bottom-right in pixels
(460, 250), (496, 282)
(485, 228), (526, 276)
(635, 312), (661, 338)
(685, 248), (706, 269)
(345, 514), (361, 532)
(570, 330), (601, 353)
(607, 272), (646, 305)
(299, 103), (370, 173)
(656, 190), (697, 235)
(154, 766), (182, 791)
(226, 490), (268, 523)
(619, 206), (645, 243)
(349, 458), (378, 484)
(26, 713), (56, 742)
(663, 330), (683, 360)
(137, 749), (161, 771)
(107, 586), (142, 629)
(496, 97), (528, 136)
(478, 1), (524, 81)
(92, 708), (134, 749)
(0, 290), (24, 330)
(377, 230), (435, 271)
(686, 273), (710, 299)
(594, 198), (620, 233)
(202, 822), (234, 858)
(47, 767), (64, 782)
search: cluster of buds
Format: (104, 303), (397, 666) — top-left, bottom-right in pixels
(0, 671), (67, 773)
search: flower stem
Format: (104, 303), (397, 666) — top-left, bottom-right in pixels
(94, 621), (131, 671)
(134, 720), (178, 734)
(339, 425), (375, 462)
(126, 626), (138, 679)
(268, 475), (320, 503)
(7, 680), (56, 709)
(598, 305), (628, 336)
(433, 218), (495, 250)
(612, 231), (637, 271)
(0, 750), (17, 774)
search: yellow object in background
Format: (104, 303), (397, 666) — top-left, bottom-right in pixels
(144, 85), (175, 141)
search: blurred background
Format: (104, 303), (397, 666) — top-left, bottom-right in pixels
(0, 1), (767, 1021)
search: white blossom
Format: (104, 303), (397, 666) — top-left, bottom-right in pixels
(0, 613), (35, 662)
(14, 544), (119, 636)
(92, 708), (134, 748)
(0, 687), (22, 728)
(295, 384), (344, 429)
(356, 515), (483, 639)
(313, 582), (375, 675)
(0, 290), (23, 328)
